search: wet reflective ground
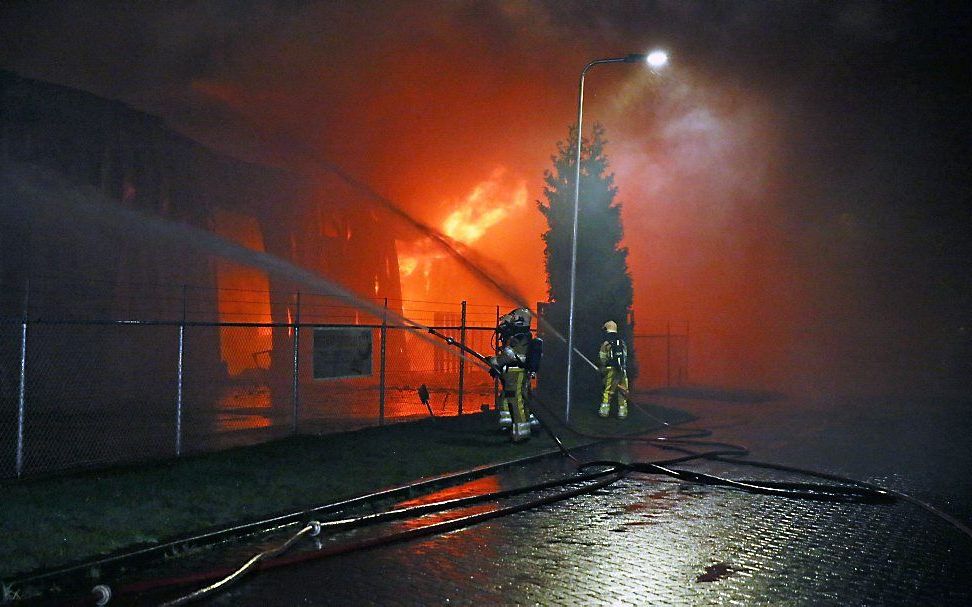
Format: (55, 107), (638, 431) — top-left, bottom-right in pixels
(142, 392), (972, 606)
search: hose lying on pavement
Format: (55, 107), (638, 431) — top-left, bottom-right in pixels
(148, 408), (903, 607)
(580, 459), (893, 503)
(159, 521), (324, 607)
(530, 394), (970, 537)
(69, 468), (625, 606)
(63, 364), (967, 605)
(711, 455), (972, 539)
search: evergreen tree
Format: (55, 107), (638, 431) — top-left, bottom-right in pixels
(538, 123), (636, 395)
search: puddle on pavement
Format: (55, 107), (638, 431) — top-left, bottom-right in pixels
(696, 562), (734, 582)
(394, 475), (502, 508)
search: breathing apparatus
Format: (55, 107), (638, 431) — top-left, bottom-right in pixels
(422, 307), (543, 397)
(489, 307), (543, 377)
(601, 320), (627, 370)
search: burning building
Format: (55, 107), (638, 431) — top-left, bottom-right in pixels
(0, 70), (407, 471)
(0, 68), (403, 349)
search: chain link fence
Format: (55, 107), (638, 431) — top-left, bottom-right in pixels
(0, 278), (689, 479)
(632, 321), (690, 389)
(0, 279), (514, 479)
(0, 317), (24, 477)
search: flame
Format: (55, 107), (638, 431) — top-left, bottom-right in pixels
(397, 239), (446, 300)
(441, 168), (527, 245)
(399, 255), (418, 277)
(211, 208), (273, 376)
(395, 168), (529, 312)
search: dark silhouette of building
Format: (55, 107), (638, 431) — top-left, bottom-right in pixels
(0, 70), (406, 473)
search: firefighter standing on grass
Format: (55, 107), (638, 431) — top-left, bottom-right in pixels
(598, 320), (629, 419)
(489, 308), (542, 442)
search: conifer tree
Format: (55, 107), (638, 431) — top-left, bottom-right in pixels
(538, 124), (636, 394)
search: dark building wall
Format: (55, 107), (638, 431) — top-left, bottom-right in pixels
(0, 70), (405, 431)
(0, 69), (403, 317)
(1, 69), (219, 320)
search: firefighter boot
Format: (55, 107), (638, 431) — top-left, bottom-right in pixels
(497, 400), (512, 430)
(618, 402), (628, 419)
(599, 402), (610, 418)
(512, 422), (531, 442)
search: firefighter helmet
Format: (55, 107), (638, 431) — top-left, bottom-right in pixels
(498, 307), (532, 338)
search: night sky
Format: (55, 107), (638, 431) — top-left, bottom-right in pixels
(2, 1), (970, 394)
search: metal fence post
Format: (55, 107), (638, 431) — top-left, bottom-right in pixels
(15, 281), (29, 478)
(292, 291), (301, 435)
(458, 300), (467, 415)
(379, 297), (387, 426)
(666, 321), (672, 388)
(493, 305), (500, 406)
(175, 285), (186, 456)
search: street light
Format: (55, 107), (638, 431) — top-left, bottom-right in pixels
(646, 50), (669, 70)
(564, 50), (668, 423)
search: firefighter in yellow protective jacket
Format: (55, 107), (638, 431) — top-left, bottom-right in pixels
(489, 308), (542, 442)
(598, 320), (629, 419)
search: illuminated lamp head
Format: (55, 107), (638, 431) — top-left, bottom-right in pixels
(646, 49), (669, 70)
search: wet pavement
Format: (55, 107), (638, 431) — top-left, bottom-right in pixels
(133, 391), (972, 605)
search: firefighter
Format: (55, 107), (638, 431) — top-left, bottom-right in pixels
(489, 307), (542, 442)
(598, 320), (629, 419)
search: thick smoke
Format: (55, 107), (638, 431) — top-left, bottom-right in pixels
(2, 1), (969, 396)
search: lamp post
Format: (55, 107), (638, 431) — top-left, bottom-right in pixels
(564, 50), (668, 423)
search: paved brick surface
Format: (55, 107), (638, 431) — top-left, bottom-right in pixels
(194, 465), (971, 606)
(137, 393), (972, 606)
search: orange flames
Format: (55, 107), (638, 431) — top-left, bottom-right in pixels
(212, 208), (273, 376)
(398, 168), (527, 307)
(442, 168), (528, 245)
